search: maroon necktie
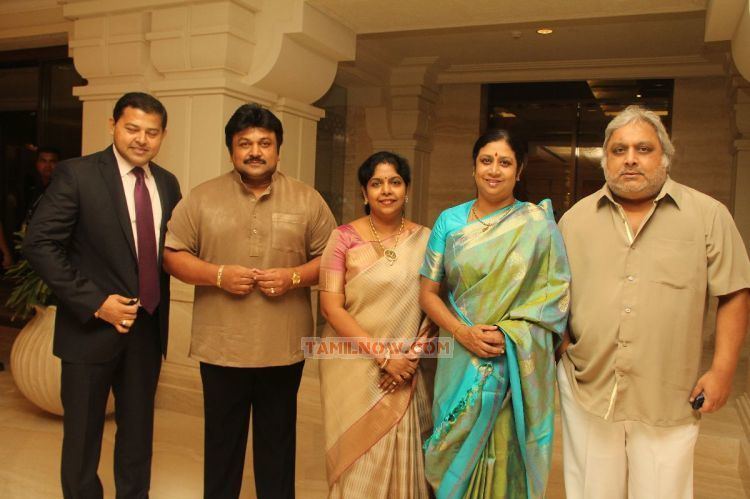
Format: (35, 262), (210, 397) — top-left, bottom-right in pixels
(132, 167), (159, 314)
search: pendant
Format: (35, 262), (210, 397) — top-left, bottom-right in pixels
(384, 249), (397, 265)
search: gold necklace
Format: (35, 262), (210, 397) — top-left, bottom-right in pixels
(369, 216), (405, 265)
(471, 201), (515, 232)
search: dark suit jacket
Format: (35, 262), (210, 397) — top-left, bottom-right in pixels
(24, 146), (182, 363)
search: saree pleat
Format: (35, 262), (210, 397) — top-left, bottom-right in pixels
(422, 200), (570, 499)
(319, 226), (433, 496)
(328, 374), (432, 499)
(464, 396), (527, 498)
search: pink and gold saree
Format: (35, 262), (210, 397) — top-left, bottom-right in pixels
(319, 224), (433, 499)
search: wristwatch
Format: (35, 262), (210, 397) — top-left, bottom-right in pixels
(291, 270), (301, 288)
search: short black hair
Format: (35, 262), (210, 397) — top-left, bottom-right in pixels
(472, 129), (527, 167)
(36, 146), (60, 159)
(112, 92), (168, 130)
(224, 103), (283, 153)
(357, 151), (411, 215)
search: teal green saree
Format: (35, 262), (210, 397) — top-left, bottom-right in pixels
(421, 199), (570, 499)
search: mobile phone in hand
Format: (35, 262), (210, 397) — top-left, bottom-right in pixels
(691, 393), (705, 410)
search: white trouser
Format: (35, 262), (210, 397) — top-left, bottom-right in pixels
(557, 361), (699, 499)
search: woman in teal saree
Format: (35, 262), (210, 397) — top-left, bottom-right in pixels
(419, 129), (570, 499)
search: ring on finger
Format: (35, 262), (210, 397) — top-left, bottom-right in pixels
(270, 287), (276, 295)
(120, 320), (128, 327)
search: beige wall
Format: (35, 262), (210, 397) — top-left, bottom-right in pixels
(671, 77), (734, 208)
(426, 84), (483, 225)
(342, 106), (373, 223)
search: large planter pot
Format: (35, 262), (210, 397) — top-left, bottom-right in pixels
(10, 305), (113, 416)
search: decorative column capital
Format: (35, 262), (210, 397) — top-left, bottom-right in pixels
(65, 0), (355, 108)
(246, 1), (356, 104)
(705, 0), (750, 81)
(274, 97), (325, 122)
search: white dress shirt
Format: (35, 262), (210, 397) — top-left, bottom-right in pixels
(112, 146), (162, 257)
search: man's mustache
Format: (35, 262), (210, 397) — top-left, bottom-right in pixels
(617, 168), (644, 176)
(244, 156), (266, 165)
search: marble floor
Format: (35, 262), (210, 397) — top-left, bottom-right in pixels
(0, 325), (746, 498)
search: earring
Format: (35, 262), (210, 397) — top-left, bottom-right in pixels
(363, 199), (368, 205)
(405, 196), (409, 203)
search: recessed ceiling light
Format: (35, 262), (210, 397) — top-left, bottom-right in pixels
(500, 111), (517, 118)
(537, 28), (553, 35)
(636, 93), (643, 98)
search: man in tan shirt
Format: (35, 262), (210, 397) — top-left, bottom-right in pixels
(164, 103), (335, 499)
(558, 105), (750, 499)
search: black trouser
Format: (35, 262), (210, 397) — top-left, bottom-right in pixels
(200, 360), (305, 499)
(60, 310), (162, 499)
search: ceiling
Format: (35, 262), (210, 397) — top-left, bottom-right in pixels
(357, 12), (710, 66)
(307, 0), (727, 85)
(306, 0), (707, 34)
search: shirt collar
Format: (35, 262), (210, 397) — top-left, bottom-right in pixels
(595, 176), (681, 210)
(231, 169), (280, 198)
(112, 145), (152, 179)
(655, 177), (682, 208)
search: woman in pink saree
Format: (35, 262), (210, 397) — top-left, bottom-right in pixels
(319, 151), (434, 498)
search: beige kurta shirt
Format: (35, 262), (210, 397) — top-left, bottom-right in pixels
(166, 170), (336, 367)
(560, 177), (750, 426)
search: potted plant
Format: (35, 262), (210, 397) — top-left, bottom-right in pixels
(5, 232), (53, 320)
(5, 230), (63, 414)
(6, 231), (115, 416)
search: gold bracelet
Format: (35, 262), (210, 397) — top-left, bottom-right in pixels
(451, 323), (465, 336)
(291, 269), (301, 288)
(216, 265), (225, 288)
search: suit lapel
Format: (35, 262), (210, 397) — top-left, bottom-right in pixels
(99, 146), (138, 261)
(150, 164), (170, 266)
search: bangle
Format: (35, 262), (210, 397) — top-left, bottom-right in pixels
(451, 323), (465, 336)
(216, 265), (225, 288)
(377, 349), (391, 370)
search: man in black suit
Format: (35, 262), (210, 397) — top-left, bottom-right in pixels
(24, 92), (181, 499)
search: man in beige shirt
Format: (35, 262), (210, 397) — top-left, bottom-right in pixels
(558, 105), (750, 499)
(164, 103), (335, 499)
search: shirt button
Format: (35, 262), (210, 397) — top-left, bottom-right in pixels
(627, 275), (635, 282)
(625, 307), (632, 313)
